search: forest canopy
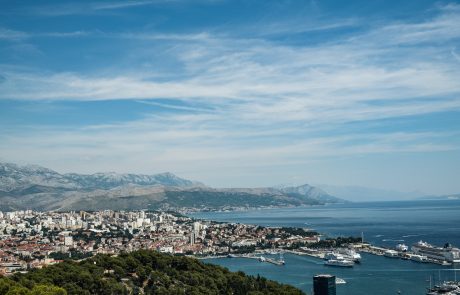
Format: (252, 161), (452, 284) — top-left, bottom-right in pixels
(1, 250), (305, 295)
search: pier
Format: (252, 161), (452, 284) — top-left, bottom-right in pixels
(357, 244), (454, 266)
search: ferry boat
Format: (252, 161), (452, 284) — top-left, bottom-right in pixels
(324, 258), (354, 267)
(325, 249), (361, 263)
(412, 241), (460, 263)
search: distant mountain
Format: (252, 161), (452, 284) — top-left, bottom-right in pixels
(0, 163), (79, 192)
(278, 184), (343, 203)
(0, 162), (341, 211)
(64, 171), (201, 189)
(316, 184), (427, 202)
(0, 162), (201, 192)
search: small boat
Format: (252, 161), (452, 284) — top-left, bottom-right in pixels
(433, 260), (452, 266)
(278, 253), (285, 265)
(410, 254), (427, 262)
(324, 252), (344, 260)
(384, 250), (399, 258)
(335, 277), (347, 284)
(259, 256), (266, 262)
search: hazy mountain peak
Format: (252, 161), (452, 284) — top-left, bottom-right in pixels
(0, 162), (202, 192)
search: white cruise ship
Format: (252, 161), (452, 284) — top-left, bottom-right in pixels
(325, 249), (361, 263)
(412, 241), (460, 263)
(324, 258), (354, 267)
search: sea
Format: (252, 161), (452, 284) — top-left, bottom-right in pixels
(189, 199), (460, 295)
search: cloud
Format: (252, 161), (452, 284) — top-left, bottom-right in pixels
(0, 28), (29, 40)
(1, 3), (460, 189)
(17, 0), (218, 16)
(92, 1), (165, 10)
(452, 48), (460, 62)
(2, 5), (460, 130)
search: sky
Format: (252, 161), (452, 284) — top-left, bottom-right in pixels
(0, 0), (460, 195)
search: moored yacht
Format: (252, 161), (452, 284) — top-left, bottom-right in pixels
(410, 254), (427, 262)
(339, 248), (362, 263)
(396, 243), (408, 252)
(384, 250), (399, 258)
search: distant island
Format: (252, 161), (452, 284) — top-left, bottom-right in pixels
(0, 162), (343, 211)
(417, 194), (460, 201)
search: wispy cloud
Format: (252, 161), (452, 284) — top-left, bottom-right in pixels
(92, 1), (169, 11)
(1, 2), (460, 190)
(452, 48), (460, 62)
(0, 28), (29, 40)
(14, 0), (218, 17)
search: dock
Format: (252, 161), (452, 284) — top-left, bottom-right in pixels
(358, 244), (454, 266)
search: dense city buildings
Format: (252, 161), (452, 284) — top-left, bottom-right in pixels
(0, 210), (321, 275)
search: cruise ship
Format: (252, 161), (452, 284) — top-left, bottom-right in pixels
(412, 241), (460, 263)
(324, 258), (354, 267)
(325, 249), (361, 263)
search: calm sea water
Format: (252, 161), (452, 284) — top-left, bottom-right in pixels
(190, 200), (460, 295)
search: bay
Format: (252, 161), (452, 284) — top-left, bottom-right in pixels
(189, 200), (460, 294)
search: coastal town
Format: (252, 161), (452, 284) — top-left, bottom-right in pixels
(2, 209), (460, 295)
(0, 209), (324, 275)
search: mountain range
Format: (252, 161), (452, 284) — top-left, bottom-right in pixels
(0, 162), (342, 211)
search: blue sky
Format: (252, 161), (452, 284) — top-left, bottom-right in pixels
(1, 0), (460, 195)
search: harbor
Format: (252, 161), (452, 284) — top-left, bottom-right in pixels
(204, 250), (460, 295)
(194, 200), (460, 294)
(199, 240), (460, 270)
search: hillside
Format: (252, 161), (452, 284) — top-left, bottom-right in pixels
(0, 162), (342, 211)
(1, 250), (304, 295)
